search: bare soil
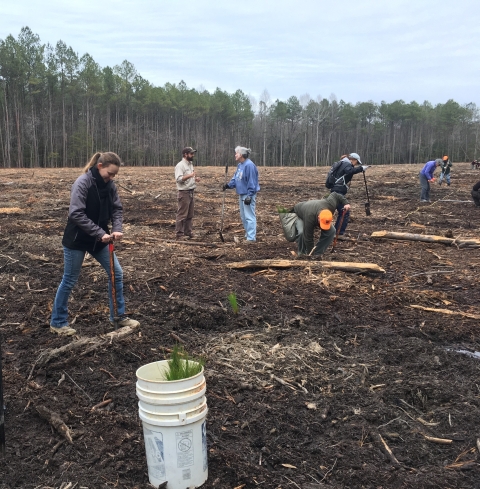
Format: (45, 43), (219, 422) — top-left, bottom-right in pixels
(1, 163), (480, 489)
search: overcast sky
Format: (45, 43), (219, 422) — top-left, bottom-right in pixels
(2, 0), (479, 108)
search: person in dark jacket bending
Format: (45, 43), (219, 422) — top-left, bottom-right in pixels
(329, 152), (367, 235)
(50, 152), (140, 335)
(294, 193), (350, 256)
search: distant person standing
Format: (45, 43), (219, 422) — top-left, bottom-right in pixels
(326, 152), (368, 235)
(471, 180), (480, 207)
(175, 147), (200, 240)
(222, 146), (260, 243)
(439, 155), (452, 186)
(419, 159), (441, 202)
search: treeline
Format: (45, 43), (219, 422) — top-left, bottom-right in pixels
(1, 27), (479, 168)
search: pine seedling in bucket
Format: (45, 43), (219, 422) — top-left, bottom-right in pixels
(227, 292), (239, 314)
(165, 344), (204, 381)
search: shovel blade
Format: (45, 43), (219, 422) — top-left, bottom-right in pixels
(365, 202), (371, 216)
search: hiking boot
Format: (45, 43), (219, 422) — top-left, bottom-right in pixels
(50, 325), (76, 336)
(185, 234), (195, 239)
(110, 317), (140, 328)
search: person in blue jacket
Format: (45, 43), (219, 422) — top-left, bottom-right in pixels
(419, 159), (441, 202)
(223, 146), (260, 243)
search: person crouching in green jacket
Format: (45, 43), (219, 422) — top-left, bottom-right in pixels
(293, 193), (350, 256)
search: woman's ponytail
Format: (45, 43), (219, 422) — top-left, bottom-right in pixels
(83, 152), (102, 173)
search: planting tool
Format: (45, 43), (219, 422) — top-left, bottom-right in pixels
(331, 210), (346, 253)
(219, 162), (229, 242)
(109, 240), (119, 330)
(0, 333), (5, 456)
(363, 170), (371, 216)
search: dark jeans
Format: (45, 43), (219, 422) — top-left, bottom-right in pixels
(472, 190), (480, 207)
(419, 173), (430, 201)
(175, 190), (195, 237)
(335, 203), (349, 235)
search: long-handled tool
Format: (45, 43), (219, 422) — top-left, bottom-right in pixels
(219, 162), (229, 242)
(108, 240), (119, 330)
(363, 171), (371, 216)
(0, 332), (5, 456)
(331, 210), (346, 253)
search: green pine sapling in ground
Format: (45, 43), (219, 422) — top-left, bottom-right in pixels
(227, 292), (239, 314)
(165, 344), (204, 381)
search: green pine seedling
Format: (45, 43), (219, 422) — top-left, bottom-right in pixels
(227, 292), (239, 314)
(165, 344), (204, 381)
(277, 205), (289, 213)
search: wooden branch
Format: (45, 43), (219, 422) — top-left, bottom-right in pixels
(226, 259), (385, 274)
(117, 182), (135, 194)
(409, 305), (480, 320)
(36, 405), (73, 443)
(162, 239), (219, 248)
(423, 434), (453, 444)
(170, 332), (185, 344)
(374, 432), (400, 466)
(371, 231), (480, 248)
(36, 337), (104, 367)
(105, 323), (140, 340)
(91, 399), (113, 411)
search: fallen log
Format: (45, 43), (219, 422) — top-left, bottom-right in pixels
(371, 231), (480, 248)
(225, 259), (385, 274)
(409, 305), (480, 320)
(162, 239), (219, 248)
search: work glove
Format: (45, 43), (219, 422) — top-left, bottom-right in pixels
(222, 184), (229, 191)
(361, 165), (370, 171)
(429, 178), (435, 183)
(244, 196), (252, 205)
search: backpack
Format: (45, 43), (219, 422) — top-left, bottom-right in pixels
(278, 211), (298, 242)
(325, 160), (345, 189)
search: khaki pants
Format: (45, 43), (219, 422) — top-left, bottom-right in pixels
(176, 190), (195, 238)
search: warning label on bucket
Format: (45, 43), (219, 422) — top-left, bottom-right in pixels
(176, 430), (194, 468)
(144, 428), (166, 481)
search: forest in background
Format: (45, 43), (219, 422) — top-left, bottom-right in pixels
(1, 27), (479, 168)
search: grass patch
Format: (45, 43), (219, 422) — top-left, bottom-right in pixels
(165, 344), (204, 381)
(227, 292), (239, 314)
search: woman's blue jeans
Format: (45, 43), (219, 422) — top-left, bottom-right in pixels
(50, 245), (125, 327)
(238, 193), (257, 241)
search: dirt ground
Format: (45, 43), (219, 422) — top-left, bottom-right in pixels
(0, 163), (480, 489)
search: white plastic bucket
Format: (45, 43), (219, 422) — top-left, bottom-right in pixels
(136, 360), (208, 489)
